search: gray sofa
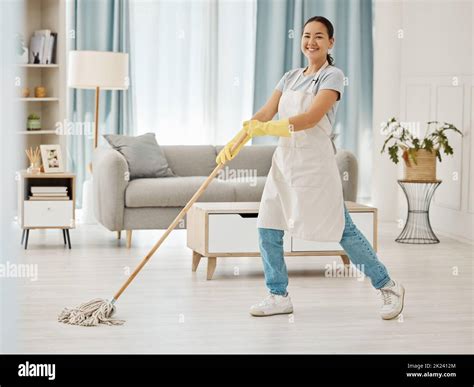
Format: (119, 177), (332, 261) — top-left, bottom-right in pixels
(93, 145), (358, 246)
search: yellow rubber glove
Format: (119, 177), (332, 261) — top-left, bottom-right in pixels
(243, 118), (292, 138)
(216, 128), (251, 165)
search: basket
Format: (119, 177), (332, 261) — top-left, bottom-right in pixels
(403, 149), (436, 181)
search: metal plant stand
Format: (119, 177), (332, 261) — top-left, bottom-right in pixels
(396, 180), (442, 244)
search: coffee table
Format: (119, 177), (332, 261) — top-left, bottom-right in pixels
(186, 201), (377, 280)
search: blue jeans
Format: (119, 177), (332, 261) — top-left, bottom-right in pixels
(258, 203), (391, 295)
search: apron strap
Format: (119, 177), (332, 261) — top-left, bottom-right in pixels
(291, 61), (329, 90)
(329, 133), (338, 155)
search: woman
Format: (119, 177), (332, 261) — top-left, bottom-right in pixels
(216, 16), (405, 320)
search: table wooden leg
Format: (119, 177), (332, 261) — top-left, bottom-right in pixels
(117, 231), (122, 240)
(207, 257), (217, 280)
(340, 254), (350, 267)
(192, 251), (202, 272)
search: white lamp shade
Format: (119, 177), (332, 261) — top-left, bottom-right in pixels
(68, 50), (129, 90)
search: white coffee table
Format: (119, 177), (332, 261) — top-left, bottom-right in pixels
(186, 201), (378, 280)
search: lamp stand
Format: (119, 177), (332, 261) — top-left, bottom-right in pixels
(83, 86), (100, 224)
(94, 86), (100, 148)
(86, 86), (100, 174)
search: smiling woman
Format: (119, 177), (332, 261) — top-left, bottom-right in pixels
(216, 14), (404, 321)
(301, 16), (335, 67)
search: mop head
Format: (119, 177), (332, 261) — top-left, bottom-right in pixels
(58, 298), (125, 326)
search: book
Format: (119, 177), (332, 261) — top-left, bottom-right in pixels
(48, 33), (57, 64)
(29, 35), (45, 64)
(29, 196), (70, 201)
(31, 186), (67, 193)
(31, 193), (68, 197)
(33, 29), (51, 64)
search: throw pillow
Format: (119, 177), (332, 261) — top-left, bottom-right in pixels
(103, 133), (175, 179)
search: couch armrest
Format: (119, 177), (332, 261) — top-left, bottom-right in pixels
(92, 147), (129, 231)
(336, 150), (358, 202)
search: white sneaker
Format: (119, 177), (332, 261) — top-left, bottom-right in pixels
(250, 293), (293, 317)
(379, 280), (405, 320)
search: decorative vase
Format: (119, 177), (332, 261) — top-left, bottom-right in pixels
(403, 149), (437, 181)
(34, 86), (46, 98)
(81, 178), (97, 224)
(27, 161), (41, 174)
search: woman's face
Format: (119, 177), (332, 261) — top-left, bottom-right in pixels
(301, 21), (334, 62)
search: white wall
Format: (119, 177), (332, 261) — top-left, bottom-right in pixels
(372, 0), (473, 242)
(0, 0), (22, 353)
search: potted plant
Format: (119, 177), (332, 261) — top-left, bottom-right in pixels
(27, 113), (41, 131)
(381, 117), (462, 181)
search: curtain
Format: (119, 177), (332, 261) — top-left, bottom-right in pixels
(68, 0), (135, 207)
(253, 0), (374, 200)
(130, 0), (257, 145)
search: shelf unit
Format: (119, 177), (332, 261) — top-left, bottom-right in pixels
(17, 97), (60, 102)
(18, 130), (58, 135)
(16, 0), (67, 166)
(18, 64), (60, 68)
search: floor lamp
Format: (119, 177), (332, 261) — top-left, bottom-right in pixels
(68, 50), (129, 223)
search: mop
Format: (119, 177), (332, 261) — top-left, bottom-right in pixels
(58, 132), (249, 326)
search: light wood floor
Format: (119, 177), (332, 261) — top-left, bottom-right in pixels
(12, 221), (473, 354)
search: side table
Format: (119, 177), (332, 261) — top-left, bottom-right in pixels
(396, 179), (441, 244)
(18, 171), (76, 249)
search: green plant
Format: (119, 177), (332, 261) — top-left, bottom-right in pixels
(15, 33), (26, 56)
(380, 117), (462, 165)
(27, 113), (40, 120)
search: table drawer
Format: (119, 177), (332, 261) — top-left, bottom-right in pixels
(291, 212), (375, 252)
(24, 200), (73, 228)
(208, 213), (260, 253)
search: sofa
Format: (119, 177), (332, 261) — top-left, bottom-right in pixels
(93, 145), (358, 247)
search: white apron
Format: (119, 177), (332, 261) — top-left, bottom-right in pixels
(257, 62), (345, 242)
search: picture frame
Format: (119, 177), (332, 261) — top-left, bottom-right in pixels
(40, 144), (64, 173)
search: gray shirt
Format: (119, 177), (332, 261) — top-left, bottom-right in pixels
(275, 65), (345, 127)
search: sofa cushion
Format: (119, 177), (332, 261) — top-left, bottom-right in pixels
(162, 145), (217, 177)
(231, 176), (267, 201)
(125, 176), (237, 207)
(103, 133), (174, 179)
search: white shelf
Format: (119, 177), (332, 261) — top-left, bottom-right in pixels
(17, 64), (59, 68)
(17, 97), (59, 102)
(19, 0), (67, 171)
(18, 130), (58, 135)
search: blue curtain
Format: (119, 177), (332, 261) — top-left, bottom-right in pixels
(68, 0), (134, 207)
(253, 0), (373, 200)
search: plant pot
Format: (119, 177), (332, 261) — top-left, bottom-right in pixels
(403, 149), (436, 181)
(27, 118), (41, 131)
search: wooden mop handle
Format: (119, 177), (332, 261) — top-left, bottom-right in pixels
(112, 131), (249, 301)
